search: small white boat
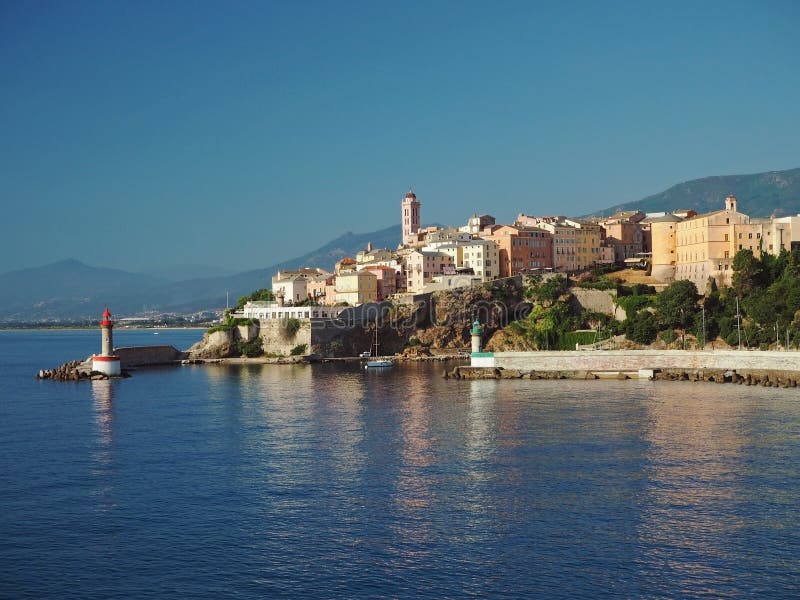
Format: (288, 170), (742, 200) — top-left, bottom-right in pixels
(363, 325), (393, 369)
(365, 359), (393, 369)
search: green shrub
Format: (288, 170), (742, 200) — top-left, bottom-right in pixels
(660, 329), (677, 344)
(575, 276), (618, 291)
(616, 295), (654, 316)
(235, 288), (275, 310)
(290, 344), (308, 356)
(207, 322), (234, 334)
(231, 317), (255, 327)
(406, 337), (421, 347)
(558, 331), (598, 349)
(281, 317), (301, 338)
(236, 338), (263, 358)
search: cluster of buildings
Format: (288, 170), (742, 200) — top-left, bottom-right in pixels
(650, 195), (800, 289)
(240, 190), (800, 321)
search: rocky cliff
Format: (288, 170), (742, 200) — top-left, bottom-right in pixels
(188, 277), (529, 359)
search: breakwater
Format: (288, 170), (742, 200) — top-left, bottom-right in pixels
(452, 349), (800, 384)
(36, 345), (186, 380)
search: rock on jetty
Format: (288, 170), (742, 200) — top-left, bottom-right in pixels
(446, 366), (600, 380)
(36, 359), (130, 381)
(653, 368), (799, 387)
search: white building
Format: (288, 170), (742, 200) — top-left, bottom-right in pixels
(239, 301), (345, 321)
(404, 250), (455, 293)
(271, 268), (333, 305)
(460, 239), (500, 281)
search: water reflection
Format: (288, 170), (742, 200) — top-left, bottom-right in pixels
(91, 379), (114, 452)
(467, 380), (497, 473)
(638, 387), (748, 594)
(90, 379), (116, 512)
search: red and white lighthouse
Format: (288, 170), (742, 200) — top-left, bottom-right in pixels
(92, 307), (121, 376)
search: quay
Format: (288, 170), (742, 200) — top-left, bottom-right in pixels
(446, 349), (800, 385)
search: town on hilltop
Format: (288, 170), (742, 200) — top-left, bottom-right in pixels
(235, 190), (800, 324)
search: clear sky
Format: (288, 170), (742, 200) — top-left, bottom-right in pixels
(2, 0), (799, 275)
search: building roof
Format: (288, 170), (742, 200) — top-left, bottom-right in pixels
(405, 189), (417, 199)
(644, 214), (683, 223)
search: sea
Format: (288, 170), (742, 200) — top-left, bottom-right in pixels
(1, 328), (799, 599)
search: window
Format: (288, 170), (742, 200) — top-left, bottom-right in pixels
(748, 233), (752, 239)
(724, 234), (729, 241)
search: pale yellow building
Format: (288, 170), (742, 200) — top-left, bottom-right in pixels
(566, 220), (603, 270)
(459, 239), (500, 281)
(528, 218), (577, 272)
(674, 196), (751, 288)
(647, 214), (682, 282)
(334, 270), (378, 306)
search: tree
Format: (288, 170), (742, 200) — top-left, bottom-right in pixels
(732, 249), (765, 298)
(624, 311), (658, 345)
(235, 288), (275, 310)
(526, 274), (569, 305)
(655, 280), (698, 329)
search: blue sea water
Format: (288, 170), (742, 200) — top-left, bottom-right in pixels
(1, 329), (799, 599)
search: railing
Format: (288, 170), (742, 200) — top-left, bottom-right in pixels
(576, 335), (624, 351)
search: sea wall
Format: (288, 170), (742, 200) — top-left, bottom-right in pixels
(569, 288), (626, 321)
(113, 345), (186, 367)
(257, 319), (313, 356)
(473, 349), (800, 372)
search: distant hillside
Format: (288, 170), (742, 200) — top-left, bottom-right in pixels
(0, 259), (167, 321)
(0, 226), (402, 322)
(592, 167), (800, 218)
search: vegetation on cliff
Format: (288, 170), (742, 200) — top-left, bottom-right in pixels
(487, 247), (800, 351)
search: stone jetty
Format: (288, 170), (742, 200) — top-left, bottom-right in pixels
(445, 364), (800, 386)
(36, 359), (131, 381)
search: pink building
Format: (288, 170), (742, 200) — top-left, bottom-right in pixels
(401, 189), (421, 246)
(362, 265), (398, 300)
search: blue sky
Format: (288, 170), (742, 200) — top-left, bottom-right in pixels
(1, 0), (799, 274)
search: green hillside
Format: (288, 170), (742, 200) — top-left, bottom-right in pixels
(594, 167), (800, 218)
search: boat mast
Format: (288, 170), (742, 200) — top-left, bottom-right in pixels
(736, 296), (741, 350)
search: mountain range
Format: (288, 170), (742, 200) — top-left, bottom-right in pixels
(590, 167), (800, 218)
(3, 167), (800, 322)
(0, 226), (402, 322)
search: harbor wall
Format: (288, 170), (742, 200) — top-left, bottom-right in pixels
(258, 320), (313, 356)
(474, 350), (800, 373)
(113, 345), (186, 367)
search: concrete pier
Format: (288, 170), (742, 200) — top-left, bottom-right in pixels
(472, 349), (800, 373)
(454, 349), (800, 383)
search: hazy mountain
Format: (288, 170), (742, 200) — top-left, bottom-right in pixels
(138, 264), (236, 282)
(592, 167), (800, 218)
(0, 226), (402, 321)
(127, 225), (404, 315)
(0, 259), (167, 321)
